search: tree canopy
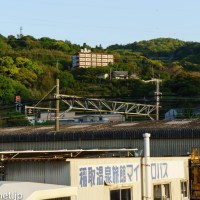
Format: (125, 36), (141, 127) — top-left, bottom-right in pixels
(0, 35), (200, 118)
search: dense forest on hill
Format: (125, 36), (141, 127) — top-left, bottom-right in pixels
(0, 34), (200, 123)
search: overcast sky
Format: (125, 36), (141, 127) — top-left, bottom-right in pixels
(0, 0), (200, 47)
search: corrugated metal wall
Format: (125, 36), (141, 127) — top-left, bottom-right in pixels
(1, 138), (199, 156)
(1, 128), (200, 156)
(5, 161), (70, 185)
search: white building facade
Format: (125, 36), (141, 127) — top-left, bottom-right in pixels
(4, 157), (189, 200)
(72, 48), (114, 68)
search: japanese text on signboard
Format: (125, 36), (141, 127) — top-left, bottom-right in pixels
(79, 163), (140, 187)
(150, 161), (184, 180)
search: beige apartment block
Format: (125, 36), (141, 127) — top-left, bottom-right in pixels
(72, 48), (114, 68)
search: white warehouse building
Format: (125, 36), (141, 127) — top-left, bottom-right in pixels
(2, 152), (189, 200)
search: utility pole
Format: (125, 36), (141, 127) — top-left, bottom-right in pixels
(55, 79), (60, 131)
(155, 79), (162, 120)
(143, 78), (162, 120)
(56, 60), (59, 70)
(109, 68), (112, 80)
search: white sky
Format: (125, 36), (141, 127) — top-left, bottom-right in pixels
(0, 0), (200, 48)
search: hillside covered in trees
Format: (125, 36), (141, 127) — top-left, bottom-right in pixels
(0, 34), (200, 122)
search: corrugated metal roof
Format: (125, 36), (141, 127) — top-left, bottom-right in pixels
(0, 120), (199, 143)
(0, 149), (137, 161)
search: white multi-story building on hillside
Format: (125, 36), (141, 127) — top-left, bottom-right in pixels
(72, 48), (114, 68)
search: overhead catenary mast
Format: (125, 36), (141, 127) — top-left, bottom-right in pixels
(143, 78), (162, 120)
(55, 79), (60, 131)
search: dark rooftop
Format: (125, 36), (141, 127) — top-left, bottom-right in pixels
(0, 119), (200, 143)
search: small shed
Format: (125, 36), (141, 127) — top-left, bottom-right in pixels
(112, 71), (128, 79)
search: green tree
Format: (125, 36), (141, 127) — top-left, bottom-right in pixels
(166, 72), (200, 95)
(58, 71), (75, 88)
(53, 41), (70, 52)
(0, 56), (19, 77)
(39, 37), (57, 49)
(15, 57), (43, 74)
(0, 75), (16, 103)
(0, 40), (12, 56)
(20, 35), (41, 49)
(15, 67), (37, 88)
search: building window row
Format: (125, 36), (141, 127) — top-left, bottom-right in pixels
(79, 53), (113, 59)
(79, 58), (113, 62)
(109, 182), (189, 200)
(72, 51), (114, 68)
(109, 182), (188, 200)
(153, 181), (188, 200)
